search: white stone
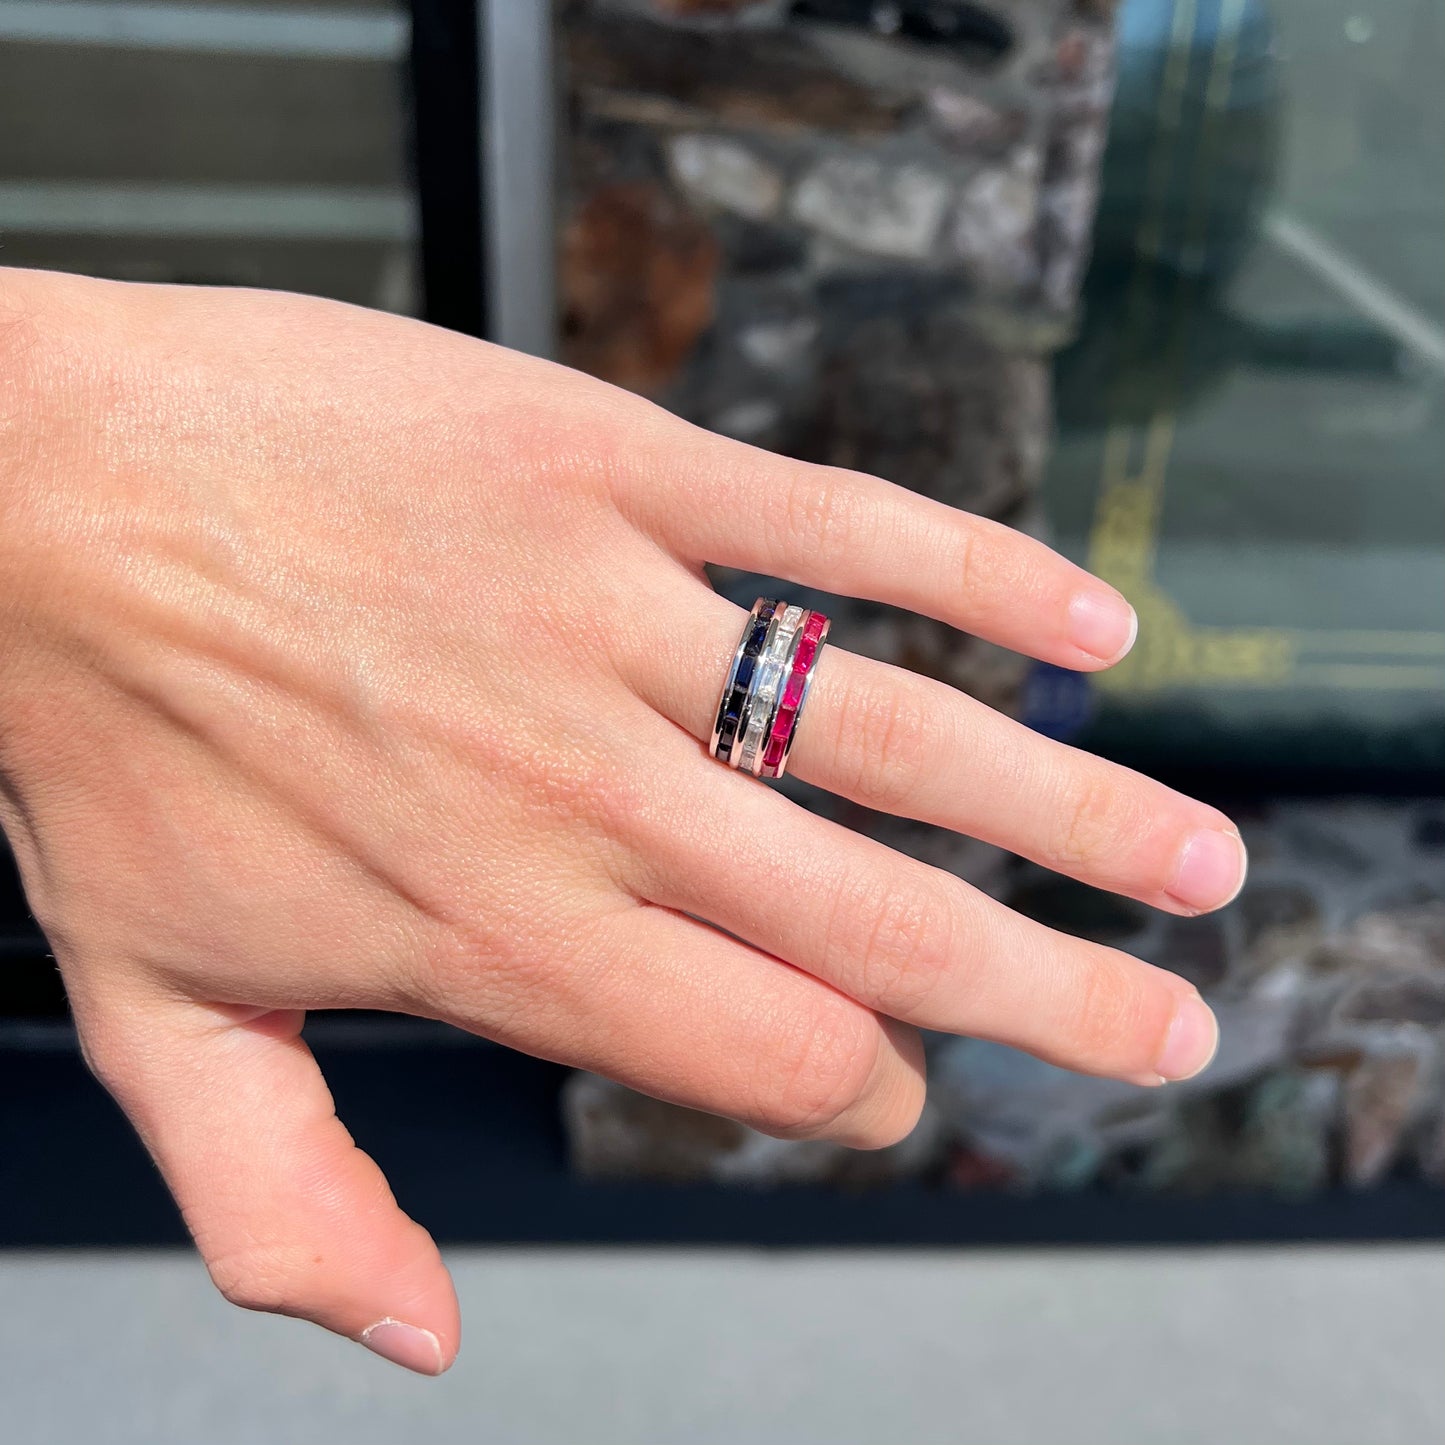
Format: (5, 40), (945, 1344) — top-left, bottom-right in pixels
(924, 88), (1022, 150)
(951, 145), (1042, 292)
(711, 400), (781, 439)
(790, 157), (950, 260)
(738, 317), (818, 369)
(666, 134), (784, 221)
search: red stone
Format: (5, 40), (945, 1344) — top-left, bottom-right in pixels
(763, 735), (786, 769)
(780, 672), (805, 710)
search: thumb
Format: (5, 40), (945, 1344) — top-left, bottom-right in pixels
(75, 994), (460, 1375)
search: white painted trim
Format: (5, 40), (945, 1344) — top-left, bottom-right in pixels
(0, 181), (415, 241)
(480, 0), (555, 357)
(0, 1), (406, 60)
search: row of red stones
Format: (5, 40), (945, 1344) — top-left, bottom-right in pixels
(761, 610), (827, 774)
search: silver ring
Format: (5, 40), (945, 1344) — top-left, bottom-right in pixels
(709, 596), (831, 781)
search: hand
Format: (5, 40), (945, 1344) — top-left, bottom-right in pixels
(0, 267), (1243, 1372)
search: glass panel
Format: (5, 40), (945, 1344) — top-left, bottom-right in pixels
(1038, 0), (1445, 779)
(0, 0), (419, 313)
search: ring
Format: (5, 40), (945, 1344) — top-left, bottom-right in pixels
(710, 597), (831, 781)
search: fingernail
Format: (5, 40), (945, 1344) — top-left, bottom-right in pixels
(1167, 828), (1248, 913)
(1067, 590), (1138, 664)
(360, 1318), (445, 1375)
(1155, 993), (1220, 1082)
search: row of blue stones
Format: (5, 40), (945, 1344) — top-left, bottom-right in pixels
(714, 600), (777, 761)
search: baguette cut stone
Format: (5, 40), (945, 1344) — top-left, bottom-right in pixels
(759, 609), (828, 778)
(739, 604), (804, 772)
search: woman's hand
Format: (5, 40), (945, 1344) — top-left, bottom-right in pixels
(0, 267), (1242, 1372)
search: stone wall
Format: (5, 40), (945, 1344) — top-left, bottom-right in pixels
(557, 1), (1117, 723)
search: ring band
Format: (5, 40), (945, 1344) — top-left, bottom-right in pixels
(711, 597), (831, 781)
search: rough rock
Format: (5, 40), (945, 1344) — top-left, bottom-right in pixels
(1342, 1049), (1429, 1187)
(790, 310), (1050, 515)
(930, 991), (1293, 1192)
(791, 158), (952, 260)
(1136, 1069), (1340, 1196)
(950, 145), (1043, 294)
(925, 89), (1030, 156)
(666, 134), (784, 219)
(564, 15), (913, 138)
(560, 180), (720, 396)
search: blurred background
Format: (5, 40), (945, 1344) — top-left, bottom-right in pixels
(1, 1), (1442, 1440)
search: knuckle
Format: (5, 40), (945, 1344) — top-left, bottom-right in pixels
(755, 998), (879, 1140)
(779, 465), (858, 559)
(954, 516), (984, 604)
(1068, 946), (1162, 1067)
(1056, 767), (1146, 872)
(834, 672), (938, 808)
(954, 514), (1033, 622)
(839, 869), (957, 1018)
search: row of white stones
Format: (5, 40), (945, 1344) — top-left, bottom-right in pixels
(738, 603), (805, 775)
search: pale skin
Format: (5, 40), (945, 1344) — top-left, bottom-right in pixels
(0, 266), (1244, 1375)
